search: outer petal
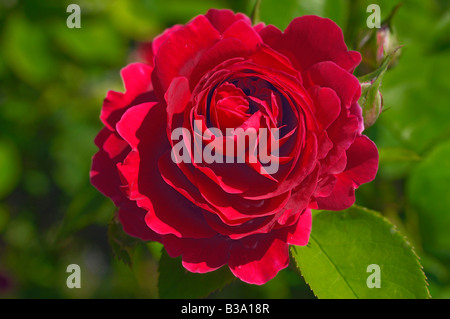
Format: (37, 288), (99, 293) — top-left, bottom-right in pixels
(308, 86), (341, 130)
(305, 61), (363, 176)
(275, 166), (319, 225)
(116, 102), (216, 239)
(315, 173), (355, 210)
(90, 129), (160, 242)
(90, 128), (129, 206)
(283, 209), (312, 246)
(152, 25), (184, 58)
(304, 61), (361, 107)
(340, 135), (379, 186)
(101, 63), (154, 131)
(205, 9), (252, 34)
(118, 202), (161, 242)
(152, 15), (220, 96)
(165, 76), (191, 133)
(317, 136), (378, 210)
(116, 102), (158, 149)
(222, 19), (262, 49)
(163, 234), (231, 273)
(260, 15), (361, 72)
(187, 19), (264, 86)
(228, 236), (289, 285)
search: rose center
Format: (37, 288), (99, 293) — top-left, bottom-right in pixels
(209, 77), (281, 132)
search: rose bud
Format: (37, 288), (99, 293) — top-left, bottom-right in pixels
(376, 24), (400, 64)
(359, 81), (383, 129)
(357, 4), (402, 74)
(90, 9), (379, 285)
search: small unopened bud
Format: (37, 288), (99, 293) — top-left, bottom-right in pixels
(360, 82), (383, 129)
(357, 4), (402, 74)
(375, 22), (400, 67)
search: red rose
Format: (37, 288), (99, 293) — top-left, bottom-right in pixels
(90, 9), (378, 285)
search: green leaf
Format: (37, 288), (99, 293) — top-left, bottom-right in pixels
(291, 206), (430, 299)
(407, 140), (450, 257)
(158, 249), (235, 299)
(108, 216), (142, 267)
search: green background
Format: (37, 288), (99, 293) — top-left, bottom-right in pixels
(0, 0), (449, 298)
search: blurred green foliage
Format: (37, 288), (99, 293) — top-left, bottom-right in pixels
(0, 0), (449, 298)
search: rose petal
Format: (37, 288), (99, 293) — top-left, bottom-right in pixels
(229, 236), (289, 285)
(316, 173), (355, 210)
(222, 19), (262, 49)
(116, 102), (216, 239)
(283, 209), (312, 246)
(341, 135), (379, 186)
(152, 15), (220, 96)
(304, 61), (361, 107)
(308, 86), (341, 129)
(164, 234), (230, 273)
(275, 165), (319, 225)
(165, 76), (191, 133)
(101, 63), (154, 131)
(118, 202), (161, 242)
(260, 15), (361, 72)
(205, 9), (252, 34)
(317, 136), (378, 210)
(90, 128), (130, 206)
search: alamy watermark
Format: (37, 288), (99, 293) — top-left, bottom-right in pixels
(66, 264), (81, 289)
(367, 4), (381, 28)
(66, 3), (381, 30)
(170, 120), (280, 175)
(66, 4), (81, 28)
(366, 264), (381, 288)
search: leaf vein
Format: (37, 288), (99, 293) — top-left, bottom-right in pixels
(310, 234), (359, 299)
